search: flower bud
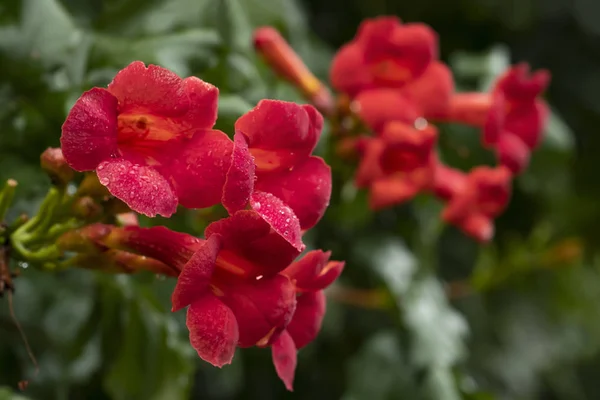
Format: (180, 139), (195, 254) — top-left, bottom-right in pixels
(254, 27), (334, 116)
(72, 196), (103, 220)
(40, 148), (75, 185)
(57, 224), (113, 254)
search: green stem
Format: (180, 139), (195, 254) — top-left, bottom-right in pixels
(0, 179), (18, 223)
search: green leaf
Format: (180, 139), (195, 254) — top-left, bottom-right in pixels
(0, 388), (31, 400)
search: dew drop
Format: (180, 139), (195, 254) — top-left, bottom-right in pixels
(99, 177), (110, 185)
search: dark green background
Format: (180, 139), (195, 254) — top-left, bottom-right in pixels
(1, 0), (599, 399)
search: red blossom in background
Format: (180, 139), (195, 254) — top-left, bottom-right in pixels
(224, 100), (332, 230)
(439, 166), (512, 242)
(439, 63), (550, 174)
(354, 121), (438, 209)
(61, 61), (233, 217)
(330, 16), (437, 96)
(271, 250), (345, 390)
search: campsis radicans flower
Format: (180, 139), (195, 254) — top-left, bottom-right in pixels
(438, 63), (550, 174)
(438, 165), (512, 242)
(330, 16), (438, 96)
(254, 27), (334, 115)
(355, 121), (438, 210)
(271, 250), (345, 390)
(99, 193), (304, 367)
(61, 61), (233, 218)
(224, 100), (332, 230)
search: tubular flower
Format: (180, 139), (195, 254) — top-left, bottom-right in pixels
(224, 100), (332, 230)
(432, 162), (467, 201)
(254, 27), (334, 115)
(61, 61), (233, 218)
(352, 61), (454, 131)
(100, 194), (304, 367)
(330, 16), (438, 96)
(441, 166), (512, 242)
(356, 121), (438, 210)
(271, 250), (345, 391)
(436, 64), (550, 174)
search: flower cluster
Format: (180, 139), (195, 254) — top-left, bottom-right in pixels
(59, 61), (342, 389)
(254, 16), (550, 242)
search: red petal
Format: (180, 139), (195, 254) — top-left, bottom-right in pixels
(504, 100), (548, 149)
(250, 191), (304, 252)
(222, 132), (255, 214)
(235, 100), (321, 171)
(271, 331), (297, 391)
(494, 63), (550, 102)
(369, 176), (421, 210)
(167, 129), (233, 209)
(433, 163), (467, 201)
(221, 274), (297, 347)
(330, 43), (373, 96)
(107, 61), (218, 128)
(496, 133), (530, 175)
(206, 208), (303, 277)
(399, 61), (454, 117)
(354, 89), (419, 132)
(361, 19), (437, 87)
(172, 235), (222, 312)
(355, 137), (385, 188)
(310, 261), (345, 290)
(96, 159), (177, 218)
(187, 293), (239, 367)
(256, 156), (331, 230)
(286, 290), (326, 349)
(283, 250), (331, 289)
(61, 88), (118, 171)
(458, 214), (494, 243)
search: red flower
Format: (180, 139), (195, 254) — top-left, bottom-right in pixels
(61, 61), (233, 217)
(352, 61), (454, 132)
(437, 64), (550, 174)
(432, 162), (466, 201)
(330, 16), (438, 96)
(254, 27), (334, 115)
(271, 250), (345, 390)
(355, 121), (438, 210)
(101, 193), (304, 367)
(441, 166), (512, 242)
(224, 100), (332, 230)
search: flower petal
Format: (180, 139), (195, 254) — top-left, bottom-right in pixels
(172, 235), (222, 312)
(271, 331), (297, 391)
(282, 250), (331, 289)
(222, 132), (255, 214)
(354, 89), (419, 132)
(250, 191), (304, 252)
(235, 100), (321, 171)
(362, 20), (437, 87)
(399, 61), (454, 117)
(330, 43), (373, 96)
(256, 156), (331, 230)
(61, 88), (118, 171)
(355, 137), (385, 188)
(283, 251), (345, 291)
(206, 208), (303, 277)
(187, 293), (239, 367)
(96, 159), (177, 218)
(107, 61), (218, 128)
(496, 133), (530, 175)
(286, 290), (326, 349)
(369, 177), (421, 210)
(221, 274), (297, 347)
(433, 163), (467, 201)
(167, 129), (233, 209)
